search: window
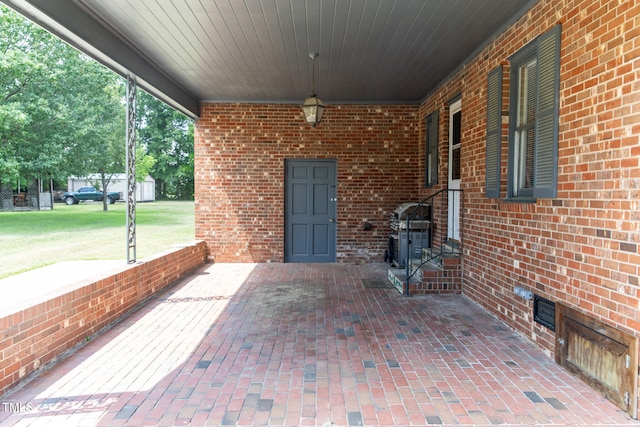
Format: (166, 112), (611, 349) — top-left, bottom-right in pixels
(512, 55), (538, 197)
(486, 24), (561, 200)
(424, 110), (439, 187)
(451, 109), (461, 181)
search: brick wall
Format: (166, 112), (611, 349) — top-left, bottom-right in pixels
(417, 0), (640, 357)
(195, 104), (420, 263)
(0, 242), (207, 395)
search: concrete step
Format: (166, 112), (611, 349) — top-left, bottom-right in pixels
(387, 268), (419, 294)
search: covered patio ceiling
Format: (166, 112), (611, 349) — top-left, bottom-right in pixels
(1, 0), (536, 119)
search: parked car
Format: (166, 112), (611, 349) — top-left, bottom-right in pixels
(63, 187), (121, 205)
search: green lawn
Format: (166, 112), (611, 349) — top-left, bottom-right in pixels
(0, 201), (195, 279)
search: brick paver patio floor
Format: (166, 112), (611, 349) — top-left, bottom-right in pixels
(1, 263), (638, 427)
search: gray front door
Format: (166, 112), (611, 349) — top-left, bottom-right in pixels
(285, 159), (336, 262)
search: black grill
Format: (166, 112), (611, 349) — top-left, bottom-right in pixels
(387, 202), (431, 267)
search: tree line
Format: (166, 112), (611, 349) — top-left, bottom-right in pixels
(0, 5), (194, 204)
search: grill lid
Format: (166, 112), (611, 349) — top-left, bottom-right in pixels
(392, 202), (429, 220)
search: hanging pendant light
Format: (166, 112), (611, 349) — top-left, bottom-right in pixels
(301, 53), (325, 127)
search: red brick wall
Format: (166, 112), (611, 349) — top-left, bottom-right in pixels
(0, 242), (207, 395)
(195, 104), (420, 263)
(417, 0), (640, 357)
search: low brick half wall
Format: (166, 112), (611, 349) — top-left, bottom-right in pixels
(0, 241), (207, 395)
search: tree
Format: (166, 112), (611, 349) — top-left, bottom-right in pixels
(136, 147), (156, 183)
(0, 6), (71, 186)
(1, 5), (191, 210)
(64, 63), (125, 211)
(0, 6), (126, 210)
(136, 91), (193, 200)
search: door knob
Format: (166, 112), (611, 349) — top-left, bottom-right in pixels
(329, 218), (335, 223)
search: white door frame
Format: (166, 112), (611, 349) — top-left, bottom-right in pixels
(448, 99), (462, 243)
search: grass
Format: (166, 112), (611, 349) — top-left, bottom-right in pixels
(0, 201), (195, 279)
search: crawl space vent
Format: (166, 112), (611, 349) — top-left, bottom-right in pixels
(533, 295), (555, 331)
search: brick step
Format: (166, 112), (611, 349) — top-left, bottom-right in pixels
(387, 254), (462, 296)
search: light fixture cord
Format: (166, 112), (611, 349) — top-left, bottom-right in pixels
(311, 55), (317, 96)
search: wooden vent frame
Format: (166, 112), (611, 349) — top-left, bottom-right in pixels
(556, 305), (638, 418)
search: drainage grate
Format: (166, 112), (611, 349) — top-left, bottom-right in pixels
(534, 295), (555, 331)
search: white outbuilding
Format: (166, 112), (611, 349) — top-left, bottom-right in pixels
(68, 174), (156, 202)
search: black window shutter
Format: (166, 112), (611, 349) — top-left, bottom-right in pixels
(485, 66), (502, 198)
(425, 110), (439, 187)
(533, 24), (561, 198)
